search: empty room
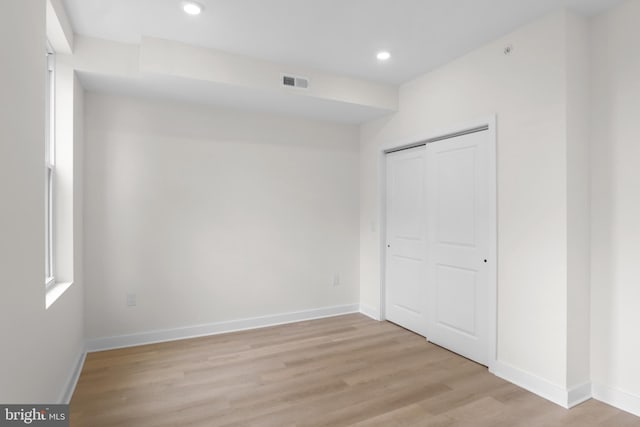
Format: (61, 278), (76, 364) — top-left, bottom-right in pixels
(1, 0), (639, 425)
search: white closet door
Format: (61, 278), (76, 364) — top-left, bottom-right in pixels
(426, 130), (490, 366)
(385, 146), (428, 337)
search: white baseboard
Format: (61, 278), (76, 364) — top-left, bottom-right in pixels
(58, 349), (86, 404)
(567, 382), (592, 408)
(592, 383), (640, 417)
(86, 304), (360, 352)
(492, 361), (590, 409)
(359, 303), (381, 321)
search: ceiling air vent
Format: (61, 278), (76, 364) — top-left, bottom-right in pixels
(282, 74), (309, 89)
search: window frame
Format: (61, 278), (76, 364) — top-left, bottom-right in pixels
(45, 43), (56, 289)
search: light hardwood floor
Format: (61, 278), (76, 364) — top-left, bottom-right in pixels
(71, 314), (640, 426)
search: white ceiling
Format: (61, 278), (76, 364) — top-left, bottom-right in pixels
(63, 0), (623, 85)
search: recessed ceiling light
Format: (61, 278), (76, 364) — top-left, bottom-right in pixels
(182, 1), (203, 15)
(377, 51), (391, 61)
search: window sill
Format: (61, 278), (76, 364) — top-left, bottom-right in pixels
(46, 281), (73, 309)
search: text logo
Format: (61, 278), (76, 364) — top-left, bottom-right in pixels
(0, 405), (68, 426)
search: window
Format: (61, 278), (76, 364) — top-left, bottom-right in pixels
(45, 44), (55, 288)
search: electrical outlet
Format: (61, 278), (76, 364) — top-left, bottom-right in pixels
(333, 274), (341, 287)
(126, 293), (137, 307)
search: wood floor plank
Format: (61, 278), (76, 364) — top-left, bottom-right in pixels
(70, 314), (640, 426)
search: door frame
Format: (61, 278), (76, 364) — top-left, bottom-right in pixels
(378, 115), (498, 371)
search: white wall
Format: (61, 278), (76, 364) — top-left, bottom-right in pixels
(74, 73), (85, 338)
(360, 10), (591, 398)
(138, 37), (398, 111)
(83, 93), (360, 341)
(590, 0), (640, 414)
(0, 0), (84, 403)
(565, 12), (591, 391)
